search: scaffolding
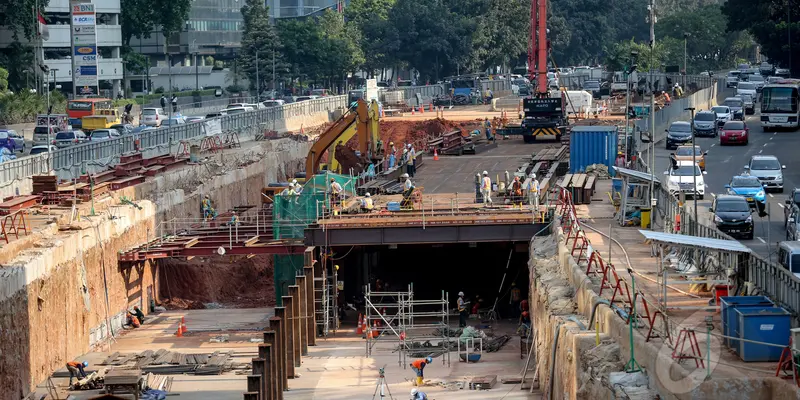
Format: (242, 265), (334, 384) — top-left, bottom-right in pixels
(363, 284), (451, 368)
(314, 261), (338, 338)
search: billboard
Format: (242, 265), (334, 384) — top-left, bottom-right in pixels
(70, 1), (98, 96)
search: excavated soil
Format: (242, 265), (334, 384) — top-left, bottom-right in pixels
(158, 255), (275, 309)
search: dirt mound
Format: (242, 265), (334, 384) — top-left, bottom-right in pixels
(158, 255), (275, 309)
(379, 118), (483, 146)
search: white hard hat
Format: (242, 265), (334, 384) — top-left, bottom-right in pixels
(411, 388), (418, 395)
(407, 143), (412, 148)
(365, 192), (371, 197)
(403, 148), (408, 153)
(401, 173), (409, 178)
(482, 171), (488, 175)
(458, 291), (464, 297)
(291, 179), (297, 185)
(530, 173), (536, 179)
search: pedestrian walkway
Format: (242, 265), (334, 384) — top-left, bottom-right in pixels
(574, 179), (781, 380)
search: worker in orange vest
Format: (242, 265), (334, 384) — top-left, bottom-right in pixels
(675, 213), (681, 233)
(410, 357), (433, 386)
(66, 360), (88, 386)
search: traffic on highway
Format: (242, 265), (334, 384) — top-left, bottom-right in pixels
(654, 66), (800, 262)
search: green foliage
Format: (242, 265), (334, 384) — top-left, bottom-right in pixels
(0, 67), (8, 93)
(606, 39), (674, 72)
(0, 0), (44, 41)
(205, 56), (215, 66)
(722, 0), (792, 71)
(122, 47), (150, 75)
(238, 0), (282, 92)
(226, 84), (245, 93)
(0, 90), (65, 125)
(120, 0), (156, 46)
(154, 86), (165, 94)
(152, 0), (192, 39)
(0, 42), (35, 92)
(113, 98), (138, 108)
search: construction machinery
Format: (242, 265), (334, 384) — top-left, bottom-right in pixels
(305, 99), (381, 175)
(498, 0), (567, 143)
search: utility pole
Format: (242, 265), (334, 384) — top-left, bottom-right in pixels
(46, 68), (57, 147)
(686, 107), (697, 225)
(272, 50), (276, 96)
(256, 50), (260, 102)
(648, 0), (657, 227)
(683, 33), (690, 88)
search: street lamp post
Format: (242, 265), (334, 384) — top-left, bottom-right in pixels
(683, 33), (690, 89)
(686, 106), (698, 228)
(47, 68), (59, 147)
(256, 50), (260, 102)
(624, 51), (639, 165)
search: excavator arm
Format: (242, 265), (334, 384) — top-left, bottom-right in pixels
(306, 99), (369, 175)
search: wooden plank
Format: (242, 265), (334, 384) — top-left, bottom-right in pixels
(558, 174), (573, 189)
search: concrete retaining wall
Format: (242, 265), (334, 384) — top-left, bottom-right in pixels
(0, 137), (311, 399)
(528, 225), (798, 399)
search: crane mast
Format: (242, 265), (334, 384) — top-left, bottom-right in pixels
(529, 0), (549, 98)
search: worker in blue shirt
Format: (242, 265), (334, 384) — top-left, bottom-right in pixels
(410, 388), (428, 399)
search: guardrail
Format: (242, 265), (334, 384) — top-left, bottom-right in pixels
(0, 95), (348, 183)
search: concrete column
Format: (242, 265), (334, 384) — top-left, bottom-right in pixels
(280, 297), (297, 378)
(251, 358), (266, 399)
(243, 393), (259, 400)
(112, 79), (121, 99)
(288, 285), (302, 367)
(304, 265), (316, 345)
(296, 276), (309, 355)
(257, 344), (273, 400)
(262, 332), (280, 400)
(270, 312), (288, 390)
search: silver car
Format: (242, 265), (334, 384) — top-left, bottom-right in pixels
(745, 155), (786, 193)
(54, 130), (88, 148)
(141, 108), (167, 127)
(0, 129), (25, 153)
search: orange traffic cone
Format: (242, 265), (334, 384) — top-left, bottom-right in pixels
(370, 322), (379, 338)
(356, 314), (363, 335)
(181, 316), (187, 334)
(429, 103), (433, 112)
(176, 321), (183, 337)
(419, 104), (424, 114)
(300, 124), (305, 135)
(433, 149), (439, 161)
(412, 107), (416, 115)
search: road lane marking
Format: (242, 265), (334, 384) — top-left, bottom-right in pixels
(763, 143), (768, 147)
(759, 150), (763, 154)
(779, 203), (785, 209)
(769, 193), (774, 198)
(758, 237), (766, 243)
(710, 143), (715, 147)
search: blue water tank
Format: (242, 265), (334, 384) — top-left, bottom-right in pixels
(735, 307), (791, 362)
(719, 296), (774, 349)
(569, 126), (618, 177)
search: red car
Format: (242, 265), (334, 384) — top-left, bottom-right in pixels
(719, 120), (749, 145)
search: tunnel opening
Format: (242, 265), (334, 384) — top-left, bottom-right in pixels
(333, 241), (530, 322)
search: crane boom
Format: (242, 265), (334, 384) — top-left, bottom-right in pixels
(534, 0), (548, 97)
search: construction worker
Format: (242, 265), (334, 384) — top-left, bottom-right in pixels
(615, 151), (626, 168)
(160, 94), (167, 113)
(457, 291), (468, 327)
(402, 147), (409, 166)
(66, 361), (89, 386)
(202, 195), (217, 221)
(407, 144), (416, 177)
(377, 139), (384, 156)
(510, 282), (522, 318)
(125, 311), (140, 328)
(228, 211), (240, 226)
(361, 192), (374, 212)
(481, 171), (493, 206)
(410, 357), (433, 386)
(511, 176), (523, 208)
(410, 388), (429, 400)
(663, 91), (671, 106)
(401, 173), (415, 208)
(132, 306), (145, 324)
(484, 118), (493, 141)
(526, 173), (540, 208)
(330, 178), (343, 206)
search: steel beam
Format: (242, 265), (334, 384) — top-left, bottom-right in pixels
(304, 223), (550, 246)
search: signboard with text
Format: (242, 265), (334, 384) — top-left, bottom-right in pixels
(70, 1), (98, 96)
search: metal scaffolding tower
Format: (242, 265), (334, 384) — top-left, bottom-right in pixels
(315, 263), (338, 337)
(363, 284), (451, 368)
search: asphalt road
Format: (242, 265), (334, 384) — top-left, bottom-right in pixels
(649, 87), (795, 260)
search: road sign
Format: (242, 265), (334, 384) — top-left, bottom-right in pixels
(73, 34), (96, 44)
(73, 45), (96, 56)
(75, 65), (97, 76)
(71, 0), (98, 97)
(75, 76), (98, 87)
(72, 3), (95, 14)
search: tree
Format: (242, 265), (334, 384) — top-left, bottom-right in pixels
(0, 67), (8, 93)
(317, 10), (364, 89)
(723, 0), (793, 72)
(238, 0), (282, 92)
(278, 19), (323, 86)
(120, 0), (156, 46)
(0, 42), (34, 92)
(0, 0), (45, 40)
(345, 0), (395, 77)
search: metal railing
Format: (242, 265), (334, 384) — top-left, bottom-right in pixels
(0, 95), (347, 183)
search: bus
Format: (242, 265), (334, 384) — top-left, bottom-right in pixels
(67, 98), (112, 128)
(761, 82), (800, 130)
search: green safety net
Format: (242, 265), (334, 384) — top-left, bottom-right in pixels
(272, 171), (358, 239)
(273, 254), (304, 306)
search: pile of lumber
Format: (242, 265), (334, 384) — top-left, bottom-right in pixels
(100, 349), (234, 375)
(428, 130), (465, 155)
(558, 173), (596, 204)
(532, 145), (568, 164)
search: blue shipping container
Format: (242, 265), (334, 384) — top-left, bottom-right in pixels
(719, 296), (773, 349)
(735, 307), (791, 362)
(569, 126), (618, 177)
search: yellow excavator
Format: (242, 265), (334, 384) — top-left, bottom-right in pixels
(306, 99), (381, 175)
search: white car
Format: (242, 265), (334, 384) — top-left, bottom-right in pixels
(225, 106), (252, 115)
(665, 160), (707, 199)
(141, 108), (167, 127)
(736, 82), (757, 101)
(748, 74), (766, 92)
(711, 105), (732, 127)
(726, 71), (740, 88)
